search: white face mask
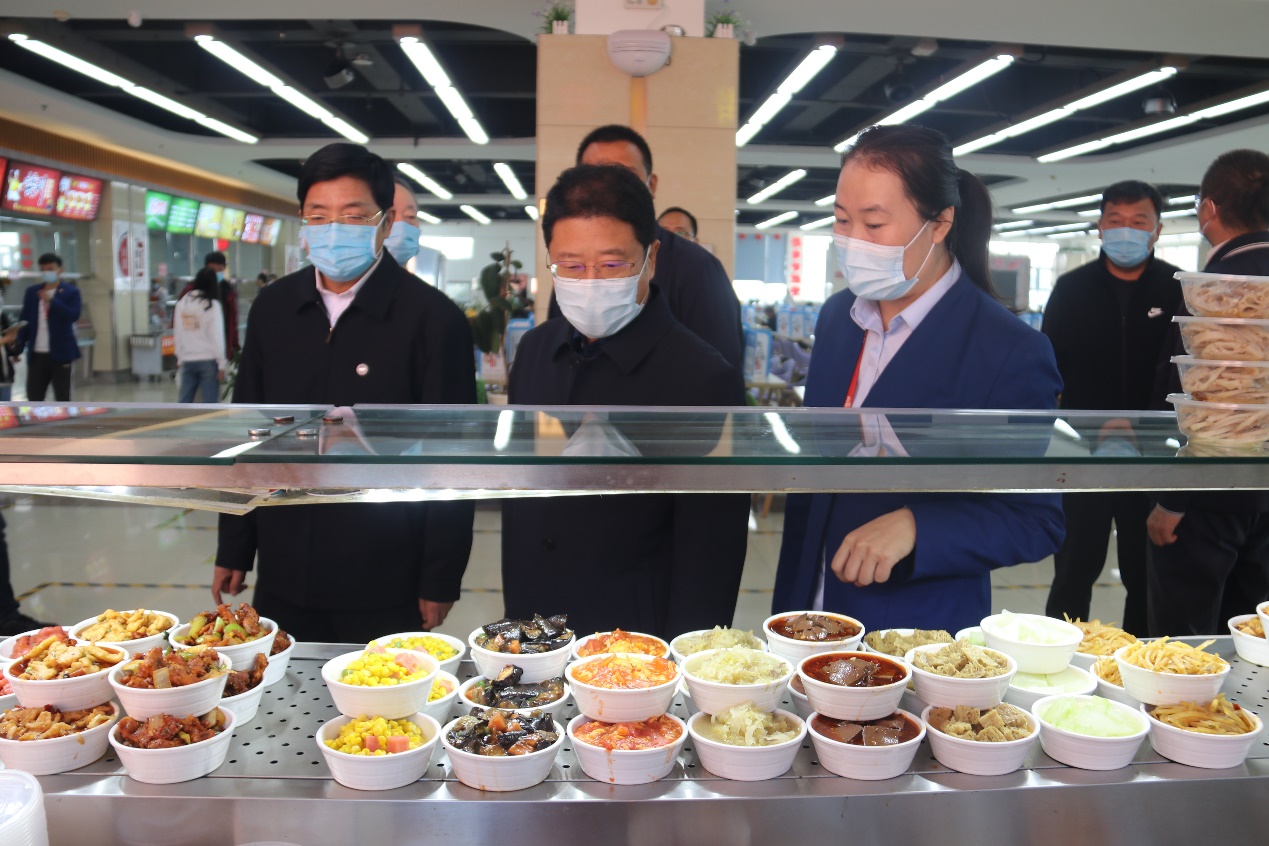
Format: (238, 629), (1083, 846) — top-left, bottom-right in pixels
(552, 248), (649, 339)
(833, 221), (934, 301)
(40, 271), (59, 284)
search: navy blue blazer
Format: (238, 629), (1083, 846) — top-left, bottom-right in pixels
(773, 274), (1066, 633)
(16, 282), (81, 362)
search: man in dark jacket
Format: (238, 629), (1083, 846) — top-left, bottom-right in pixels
(15, 253), (81, 401)
(504, 164), (749, 639)
(548, 125), (744, 369)
(1042, 181), (1183, 635)
(211, 143), (477, 643)
(1147, 149), (1269, 635)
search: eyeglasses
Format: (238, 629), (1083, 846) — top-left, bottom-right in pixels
(548, 250), (649, 280)
(668, 228), (696, 242)
(300, 209), (386, 227)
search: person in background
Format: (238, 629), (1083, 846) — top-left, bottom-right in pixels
(179, 251), (239, 359)
(1042, 181), (1183, 635)
(773, 125), (1065, 633)
(0, 514), (51, 635)
(15, 253), (81, 402)
(658, 206), (698, 242)
(0, 276), (18, 401)
(173, 268), (228, 404)
(384, 178), (422, 268)
(548, 125), (744, 368)
(1148, 149), (1269, 636)
(503, 164), (749, 639)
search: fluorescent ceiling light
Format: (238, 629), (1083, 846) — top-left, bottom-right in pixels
(493, 163), (527, 200)
(735, 122), (763, 147)
(397, 163), (453, 200)
(1161, 209), (1195, 219)
(1036, 139), (1112, 163)
(194, 116), (258, 145)
(1158, 232), (1202, 243)
(833, 133), (862, 154)
(458, 118), (489, 145)
(1168, 194), (1197, 206)
(992, 220), (1035, 230)
(127, 86), (201, 120)
(460, 205), (491, 225)
(398, 37), (451, 88)
(876, 98), (933, 127)
(748, 169), (807, 204)
(272, 85), (331, 120)
(748, 91), (793, 130)
(321, 116), (370, 145)
(523, 205), (539, 221)
(1065, 67), (1178, 111)
(1049, 231), (1091, 239)
(398, 35), (489, 145)
(1004, 222), (1091, 236)
(755, 211), (798, 230)
(814, 194), (835, 207)
(1191, 89), (1269, 119)
(194, 36), (283, 88)
(1038, 113), (1203, 163)
(799, 216), (834, 231)
(736, 46), (837, 148)
(435, 86), (473, 121)
(1011, 194), (1102, 214)
(8, 34), (132, 88)
(416, 210), (442, 225)
(1077, 209), (1102, 217)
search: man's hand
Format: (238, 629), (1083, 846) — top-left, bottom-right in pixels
(831, 507), (917, 587)
(419, 599), (453, 630)
(38, 288), (54, 303)
(212, 566), (245, 605)
(1147, 505), (1183, 546)
(217, 370), (225, 381)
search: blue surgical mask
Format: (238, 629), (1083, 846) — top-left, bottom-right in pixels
(301, 222), (381, 282)
(215, 271), (225, 283)
(384, 220), (420, 265)
(1101, 227), (1154, 268)
(833, 222), (934, 301)
(40, 271), (59, 284)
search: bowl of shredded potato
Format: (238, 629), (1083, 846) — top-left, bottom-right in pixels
(1113, 639), (1231, 706)
(1091, 656), (1141, 708)
(1065, 617), (1139, 670)
(1169, 393), (1269, 448)
(0, 701), (120, 775)
(1143, 694), (1263, 769)
(1176, 271), (1269, 319)
(70, 610), (179, 658)
(1228, 614), (1269, 667)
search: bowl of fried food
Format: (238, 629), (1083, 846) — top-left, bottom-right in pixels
(70, 610), (178, 658)
(1114, 638), (1230, 706)
(0, 626), (74, 661)
(4, 639), (128, 711)
(1143, 694), (1264, 769)
(860, 628), (953, 658)
(110, 707), (236, 784)
(1228, 614), (1269, 667)
(219, 653), (269, 724)
(442, 708), (564, 792)
(168, 604), (275, 671)
(108, 646), (231, 720)
(317, 712), (442, 791)
(904, 642), (1017, 709)
(921, 703), (1038, 776)
(1065, 617), (1139, 671)
(262, 628), (294, 687)
(0, 701), (120, 775)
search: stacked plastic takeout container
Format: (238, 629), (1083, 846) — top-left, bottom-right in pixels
(1169, 271), (1269, 450)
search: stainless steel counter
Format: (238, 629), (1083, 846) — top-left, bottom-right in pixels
(37, 640), (1269, 845)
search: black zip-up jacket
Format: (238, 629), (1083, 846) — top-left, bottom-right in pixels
(1042, 252), (1183, 411)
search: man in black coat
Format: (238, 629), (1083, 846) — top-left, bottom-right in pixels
(504, 164), (749, 640)
(547, 125), (744, 369)
(212, 143), (477, 643)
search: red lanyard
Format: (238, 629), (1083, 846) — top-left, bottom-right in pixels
(843, 334), (869, 408)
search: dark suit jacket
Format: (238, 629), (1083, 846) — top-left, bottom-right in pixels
(216, 254), (477, 609)
(504, 286), (749, 639)
(16, 282), (81, 362)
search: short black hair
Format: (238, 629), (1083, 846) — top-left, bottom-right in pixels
(542, 165), (657, 251)
(1201, 149), (1269, 232)
(575, 125), (653, 176)
(36, 253), (62, 267)
(1100, 180), (1163, 218)
(297, 142), (394, 213)
(658, 206), (698, 237)
(204, 251), (227, 267)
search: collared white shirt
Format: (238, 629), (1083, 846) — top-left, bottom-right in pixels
(315, 254), (381, 329)
(34, 287), (53, 354)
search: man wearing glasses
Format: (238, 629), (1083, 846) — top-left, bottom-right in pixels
(211, 143), (477, 643)
(658, 207), (698, 242)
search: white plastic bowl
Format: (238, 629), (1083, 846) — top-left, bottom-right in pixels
(954, 627), (986, 647)
(109, 653), (231, 720)
(68, 611), (179, 658)
(420, 672), (461, 724)
(1143, 702), (1264, 769)
(572, 631), (670, 661)
(441, 714), (564, 791)
(687, 709), (806, 781)
(921, 703), (1038, 776)
(677, 681), (699, 717)
(1070, 651), (1102, 671)
(787, 677), (813, 721)
(1228, 614), (1269, 667)
(859, 628), (952, 659)
(1005, 665), (1098, 712)
(567, 654), (679, 722)
(1174, 316), (1269, 362)
(316, 712), (441, 791)
(1175, 271), (1269, 319)
(110, 707), (236, 784)
(807, 708), (926, 781)
(262, 635), (295, 687)
(980, 613), (1083, 674)
(1032, 694), (1150, 770)
(1094, 675), (1141, 709)
(467, 627), (573, 684)
(456, 675), (571, 720)
(322, 649), (439, 720)
(1258, 602), (1269, 638)
(680, 648), (794, 716)
(0, 700), (120, 775)
(763, 612), (864, 664)
(566, 712), (687, 785)
(168, 617), (278, 671)
(373, 632), (465, 677)
(797, 651), (909, 721)
(219, 677), (267, 725)
(669, 629), (766, 665)
(5, 643), (128, 711)
(904, 644), (1017, 709)
(1113, 644), (1231, 706)
(1172, 356), (1269, 403)
(0, 629), (75, 661)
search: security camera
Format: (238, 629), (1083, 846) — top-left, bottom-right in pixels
(127, 10), (142, 28)
(607, 30), (672, 78)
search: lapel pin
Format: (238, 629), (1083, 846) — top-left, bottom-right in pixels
(356, 363), (369, 376)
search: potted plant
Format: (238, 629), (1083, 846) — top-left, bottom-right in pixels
(537, 1), (573, 35)
(705, 7), (746, 39)
(469, 244), (525, 355)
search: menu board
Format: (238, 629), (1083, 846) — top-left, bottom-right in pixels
(194, 203), (224, 238)
(2, 161), (61, 216)
(166, 198), (199, 234)
(54, 174), (102, 221)
(261, 218), (283, 247)
(219, 208), (246, 242)
(241, 213), (265, 244)
(145, 191), (172, 230)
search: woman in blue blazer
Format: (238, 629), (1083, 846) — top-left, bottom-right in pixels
(773, 126), (1065, 633)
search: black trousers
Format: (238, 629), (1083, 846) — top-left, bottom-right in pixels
(0, 514), (17, 617)
(251, 586), (424, 644)
(1045, 491), (1150, 634)
(1147, 510), (1269, 637)
(26, 352), (72, 401)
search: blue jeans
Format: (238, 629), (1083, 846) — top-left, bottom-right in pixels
(179, 360), (220, 403)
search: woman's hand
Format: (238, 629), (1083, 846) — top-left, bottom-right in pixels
(831, 507), (916, 587)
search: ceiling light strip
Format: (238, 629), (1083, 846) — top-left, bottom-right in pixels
(460, 205), (492, 225)
(748, 169), (808, 204)
(1011, 194), (1102, 215)
(399, 35), (489, 145)
(396, 163), (453, 200)
(799, 216), (834, 231)
(416, 210), (442, 225)
(736, 45), (837, 148)
(754, 211), (798, 229)
(493, 163), (528, 200)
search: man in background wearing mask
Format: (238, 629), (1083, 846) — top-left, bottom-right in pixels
(1042, 180), (1182, 635)
(502, 164), (749, 638)
(384, 178), (421, 267)
(211, 142), (477, 642)
(178, 251), (239, 359)
(15, 253), (81, 402)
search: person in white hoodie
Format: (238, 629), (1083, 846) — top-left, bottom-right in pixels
(174, 267), (228, 403)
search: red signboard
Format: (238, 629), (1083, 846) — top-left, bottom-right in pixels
(2, 162), (61, 216)
(54, 174), (103, 221)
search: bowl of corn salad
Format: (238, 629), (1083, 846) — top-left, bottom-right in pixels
(316, 712), (442, 791)
(321, 648), (439, 720)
